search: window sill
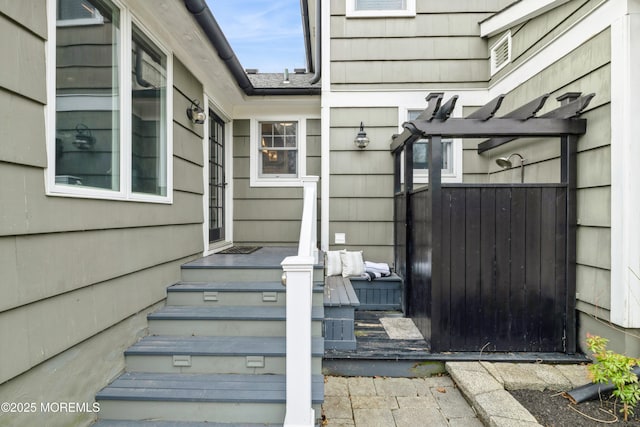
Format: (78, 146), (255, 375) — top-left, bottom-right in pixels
(250, 178), (303, 188)
(346, 10), (416, 18)
(46, 184), (173, 204)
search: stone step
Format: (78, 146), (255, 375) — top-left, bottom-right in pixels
(125, 336), (324, 375)
(147, 306), (324, 337)
(166, 281), (324, 307)
(96, 373), (324, 424)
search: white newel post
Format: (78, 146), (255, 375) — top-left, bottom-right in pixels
(282, 255), (315, 427)
(283, 175), (318, 427)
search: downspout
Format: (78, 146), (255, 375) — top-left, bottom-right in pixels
(184, 0), (320, 96)
(309, 0), (321, 85)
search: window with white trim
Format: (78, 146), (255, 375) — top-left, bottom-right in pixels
(405, 109), (461, 184)
(250, 118), (306, 187)
(48, 0), (173, 202)
(490, 31), (512, 75)
(347, 0), (416, 17)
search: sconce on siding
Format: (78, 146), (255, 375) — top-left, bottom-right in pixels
(354, 122), (370, 149)
(186, 99), (206, 124)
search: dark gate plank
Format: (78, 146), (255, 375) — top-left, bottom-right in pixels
(510, 188), (527, 351)
(554, 187), (568, 352)
(465, 188), (482, 349)
(440, 188), (452, 351)
(480, 187), (497, 351)
(449, 188), (467, 350)
(494, 188), (512, 350)
(525, 188), (542, 351)
(539, 187), (558, 350)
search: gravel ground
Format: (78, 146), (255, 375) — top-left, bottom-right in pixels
(511, 389), (640, 426)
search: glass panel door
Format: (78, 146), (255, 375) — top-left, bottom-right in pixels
(209, 110), (225, 243)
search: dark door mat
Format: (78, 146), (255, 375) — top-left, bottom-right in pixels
(218, 246), (262, 254)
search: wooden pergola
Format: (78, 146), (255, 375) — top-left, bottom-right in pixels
(391, 91), (593, 354)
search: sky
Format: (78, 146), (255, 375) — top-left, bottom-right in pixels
(206, 0), (307, 73)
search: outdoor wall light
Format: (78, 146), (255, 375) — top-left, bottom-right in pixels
(354, 122), (370, 149)
(496, 153), (526, 183)
(73, 124), (96, 150)
(186, 99), (206, 124)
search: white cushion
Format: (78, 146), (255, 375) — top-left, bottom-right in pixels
(325, 250), (344, 276)
(340, 250), (365, 277)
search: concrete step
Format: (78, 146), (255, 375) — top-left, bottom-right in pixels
(147, 306), (324, 337)
(166, 281), (324, 307)
(125, 336), (324, 375)
(96, 372), (324, 424)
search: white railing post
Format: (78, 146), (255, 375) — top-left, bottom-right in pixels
(282, 255), (314, 427)
(283, 176), (319, 427)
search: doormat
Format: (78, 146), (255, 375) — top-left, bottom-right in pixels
(380, 317), (424, 340)
(218, 246), (262, 255)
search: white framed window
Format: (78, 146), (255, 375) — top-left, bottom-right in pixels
(249, 117), (307, 187)
(347, 0), (416, 18)
(402, 109), (462, 184)
(490, 31), (512, 75)
(47, 0), (173, 203)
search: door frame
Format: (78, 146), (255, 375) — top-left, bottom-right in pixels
(202, 94), (233, 255)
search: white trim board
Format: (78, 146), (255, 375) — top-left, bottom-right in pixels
(610, 8), (640, 328)
(480, 0), (572, 38)
(488, 0), (615, 97)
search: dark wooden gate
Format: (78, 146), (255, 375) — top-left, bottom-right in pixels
(392, 92), (593, 354)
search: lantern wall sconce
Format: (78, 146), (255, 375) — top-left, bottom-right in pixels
(186, 99), (206, 124)
(354, 122), (370, 149)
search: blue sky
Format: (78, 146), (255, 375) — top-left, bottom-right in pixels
(206, 0), (306, 73)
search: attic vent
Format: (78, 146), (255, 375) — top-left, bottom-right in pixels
(490, 32), (511, 75)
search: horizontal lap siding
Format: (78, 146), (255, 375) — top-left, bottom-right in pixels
(0, 0), (205, 394)
(232, 119), (319, 246)
(329, 107), (396, 263)
(329, 1), (515, 90)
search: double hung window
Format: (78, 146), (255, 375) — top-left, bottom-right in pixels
(249, 118), (306, 187)
(49, 0), (172, 202)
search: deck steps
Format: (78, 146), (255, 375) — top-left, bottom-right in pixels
(96, 373), (323, 423)
(147, 305), (324, 337)
(94, 247), (324, 425)
(125, 335), (324, 374)
(166, 281), (324, 306)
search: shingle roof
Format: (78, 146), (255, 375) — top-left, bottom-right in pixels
(247, 72), (320, 89)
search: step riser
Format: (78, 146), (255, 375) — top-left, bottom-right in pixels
(97, 401), (322, 424)
(166, 291), (324, 307)
(148, 319), (323, 337)
(125, 355), (323, 375)
(180, 268), (324, 283)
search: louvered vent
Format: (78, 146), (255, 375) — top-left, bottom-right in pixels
(490, 32), (512, 75)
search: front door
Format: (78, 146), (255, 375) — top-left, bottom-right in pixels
(208, 109), (226, 243)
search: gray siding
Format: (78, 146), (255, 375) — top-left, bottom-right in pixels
(490, 0), (604, 81)
(232, 118), (320, 246)
(329, 1), (514, 90)
(0, 2), (205, 424)
(329, 107), (397, 263)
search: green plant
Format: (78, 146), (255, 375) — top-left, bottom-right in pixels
(586, 333), (640, 421)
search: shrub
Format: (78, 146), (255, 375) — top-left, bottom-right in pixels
(586, 333), (640, 421)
